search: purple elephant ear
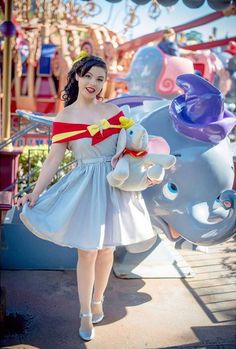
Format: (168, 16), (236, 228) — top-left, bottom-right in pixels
(169, 74), (236, 144)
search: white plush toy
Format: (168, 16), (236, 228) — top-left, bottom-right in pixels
(107, 122), (176, 191)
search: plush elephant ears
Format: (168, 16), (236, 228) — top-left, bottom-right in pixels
(148, 136), (176, 170)
(148, 136), (170, 155)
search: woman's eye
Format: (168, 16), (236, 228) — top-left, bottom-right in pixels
(85, 74), (91, 78)
(98, 79), (104, 82)
(162, 182), (178, 200)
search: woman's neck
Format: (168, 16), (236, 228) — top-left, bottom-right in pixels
(75, 95), (98, 108)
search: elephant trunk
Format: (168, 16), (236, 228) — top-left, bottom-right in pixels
(220, 190), (236, 210)
(183, 190), (236, 245)
(153, 189), (236, 246)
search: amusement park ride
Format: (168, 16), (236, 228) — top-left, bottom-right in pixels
(0, 1), (236, 336)
(0, 1), (235, 277)
(0, 0), (235, 204)
(0, 1), (235, 118)
(0, 0), (235, 193)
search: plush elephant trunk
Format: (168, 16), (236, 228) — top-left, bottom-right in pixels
(131, 128), (148, 150)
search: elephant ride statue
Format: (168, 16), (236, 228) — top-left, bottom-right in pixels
(111, 73), (236, 247)
(122, 46), (194, 99)
(122, 45), (232, 101)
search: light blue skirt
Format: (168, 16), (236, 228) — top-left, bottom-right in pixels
(20, 156), (155, 250)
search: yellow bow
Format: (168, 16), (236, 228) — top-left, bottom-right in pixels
(87, 117), (135, 136)
(73, 50), (89, 65)
(119, 116), (135, 129)
(87, 119), (111, 136)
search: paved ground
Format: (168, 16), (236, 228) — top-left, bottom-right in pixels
(1, 237), (236, 349)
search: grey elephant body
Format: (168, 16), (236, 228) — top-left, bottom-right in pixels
(108, 156), (152, 191)
(141, 104), (236, 246)
(107, 123), (175, 192)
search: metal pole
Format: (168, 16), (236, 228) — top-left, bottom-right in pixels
(1, 0), (13, 144)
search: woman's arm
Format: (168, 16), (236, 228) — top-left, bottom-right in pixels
(17, 141), (67, 208)
(17, 109), (71, 208)
(32, 142), (67, 196)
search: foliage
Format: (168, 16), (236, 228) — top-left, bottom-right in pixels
(17, 144), (75, 193)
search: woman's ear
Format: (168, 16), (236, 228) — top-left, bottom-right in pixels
(75, 74), (79, 81)
(111, 128), (127, 167)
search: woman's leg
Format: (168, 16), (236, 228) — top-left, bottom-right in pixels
(77, 249), (98, 331)
(92, 248), (114, 315)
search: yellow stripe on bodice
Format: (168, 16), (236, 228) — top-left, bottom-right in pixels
(52, 130), (87, 143)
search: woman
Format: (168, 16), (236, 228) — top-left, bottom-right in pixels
(17, 51), (155, 341)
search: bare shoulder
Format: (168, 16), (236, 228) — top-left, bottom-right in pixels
(103, 102), (121, 115)
(54, 105), (73, 122)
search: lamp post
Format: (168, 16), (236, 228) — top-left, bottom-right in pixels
(0, 0), (22, 198)
(0, 0), (15, 144)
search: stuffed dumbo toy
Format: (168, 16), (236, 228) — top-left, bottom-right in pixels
(107, 123), (176, 191)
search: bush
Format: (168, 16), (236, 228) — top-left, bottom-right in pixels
(17, 144), (75, 193)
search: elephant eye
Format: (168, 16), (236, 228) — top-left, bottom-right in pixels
(129, 130), (133, 135)
(162, 182), (178, 200)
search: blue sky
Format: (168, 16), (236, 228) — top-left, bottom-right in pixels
(85, 0), (236, 41)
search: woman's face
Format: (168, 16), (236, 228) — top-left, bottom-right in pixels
(77, 66), (106, 99)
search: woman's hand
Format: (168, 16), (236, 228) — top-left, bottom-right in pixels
(17, 192), (39, 210)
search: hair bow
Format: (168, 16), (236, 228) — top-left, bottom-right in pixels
(73, 50), (89, 65)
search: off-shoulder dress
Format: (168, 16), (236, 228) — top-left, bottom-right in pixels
(20, 111), (155, 250)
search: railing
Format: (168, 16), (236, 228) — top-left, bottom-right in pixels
(0, 122), (41, 151)
(0, 114), (76, 199)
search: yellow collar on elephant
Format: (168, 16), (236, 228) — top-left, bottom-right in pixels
(123, 148), (148, 157)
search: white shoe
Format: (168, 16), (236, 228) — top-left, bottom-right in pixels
(92, 297), (104, 324)
(79, 313), (95, 341)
